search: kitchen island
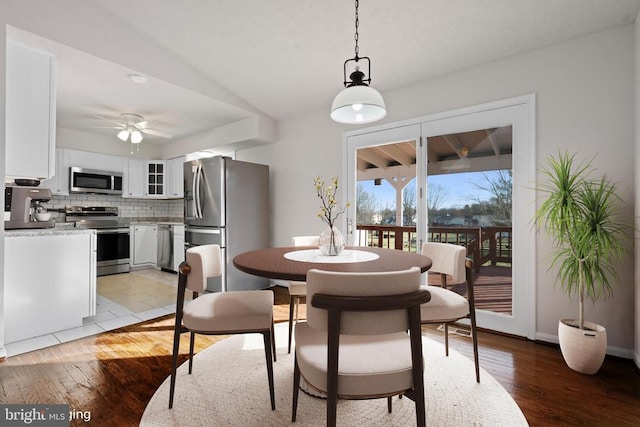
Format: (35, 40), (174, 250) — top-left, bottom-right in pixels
(4, 228), (96, 344)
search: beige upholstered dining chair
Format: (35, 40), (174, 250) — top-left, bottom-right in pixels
(168, 244), (276, 410)
(420, 242), (480, 382)
(287, 235), (320, 353)
(292, 267), (431, 427)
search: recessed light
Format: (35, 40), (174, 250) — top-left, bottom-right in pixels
(129, 73), (148, 84)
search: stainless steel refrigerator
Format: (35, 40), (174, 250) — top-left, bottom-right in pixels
(184, 156), (270, 292)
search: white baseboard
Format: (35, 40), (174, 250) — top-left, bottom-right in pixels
(535, 332), (635, 360)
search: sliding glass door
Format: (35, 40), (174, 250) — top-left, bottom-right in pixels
(344, 95), (535, 338)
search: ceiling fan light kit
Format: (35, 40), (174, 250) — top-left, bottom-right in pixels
(98, 112), (173, 152)
(331, 0), (386, 124)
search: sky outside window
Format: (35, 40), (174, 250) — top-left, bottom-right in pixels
(359, 171), (499, 209)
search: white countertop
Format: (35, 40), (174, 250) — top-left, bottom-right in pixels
(5, 228), (95, 237)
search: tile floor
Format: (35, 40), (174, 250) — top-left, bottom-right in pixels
(5, 268), (181, 357)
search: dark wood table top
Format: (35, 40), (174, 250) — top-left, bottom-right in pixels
(233, 246), (432, 282)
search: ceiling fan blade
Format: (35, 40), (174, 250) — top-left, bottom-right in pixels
(134, 121), (149, 129)
(93, 125), (126, 129)
(94, 114), (125, 126)
(141, 128), (173, 138)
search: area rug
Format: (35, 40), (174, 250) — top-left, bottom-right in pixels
(141, 324), (528, 426)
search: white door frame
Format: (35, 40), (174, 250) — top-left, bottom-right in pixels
(343, 94), (536, 339)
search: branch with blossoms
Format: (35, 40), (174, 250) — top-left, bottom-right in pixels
(314, 176), (350, 229)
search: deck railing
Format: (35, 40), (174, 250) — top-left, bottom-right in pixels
(355, 224), (512, 272)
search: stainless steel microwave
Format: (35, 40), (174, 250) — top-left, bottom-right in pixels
(70, 167), (123, 195)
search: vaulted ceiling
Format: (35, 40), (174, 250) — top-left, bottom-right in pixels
(7, 0), (640, 149)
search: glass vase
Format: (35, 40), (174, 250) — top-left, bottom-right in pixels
(319, 225), (345, 256)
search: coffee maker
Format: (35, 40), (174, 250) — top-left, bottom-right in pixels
(4, 186), (55, 229)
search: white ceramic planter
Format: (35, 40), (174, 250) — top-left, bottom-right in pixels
(557, 319), (607, 375)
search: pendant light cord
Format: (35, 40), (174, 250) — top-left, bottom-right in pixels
(354, 0), (360, 59)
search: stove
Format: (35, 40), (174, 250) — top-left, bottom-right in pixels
(66, 206), (130, 276)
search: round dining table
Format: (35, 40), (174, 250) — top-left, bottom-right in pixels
(233, 246), (432, 282)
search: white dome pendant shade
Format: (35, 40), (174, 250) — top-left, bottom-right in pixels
(331, 84), (386, 124)
(330, 0), (386, 125)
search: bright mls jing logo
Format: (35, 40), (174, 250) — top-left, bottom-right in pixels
(1, 404), (69, 426)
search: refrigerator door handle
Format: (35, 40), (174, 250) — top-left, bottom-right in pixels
(195, 164), (203, 219)
(191, 165), (199, 219)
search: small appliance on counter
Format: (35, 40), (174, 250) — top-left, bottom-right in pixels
(4, 185), (55, 230)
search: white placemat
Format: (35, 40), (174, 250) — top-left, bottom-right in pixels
(284, 249), (380, 263)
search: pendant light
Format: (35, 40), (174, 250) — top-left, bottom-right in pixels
(331, 0), (386, 124)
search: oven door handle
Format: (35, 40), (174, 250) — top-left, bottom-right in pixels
(95, 228), (130, 234)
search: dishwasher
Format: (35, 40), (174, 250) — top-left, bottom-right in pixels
(157, 224), (174, 271)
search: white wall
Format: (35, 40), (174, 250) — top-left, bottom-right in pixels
(241, 25), (637, 353)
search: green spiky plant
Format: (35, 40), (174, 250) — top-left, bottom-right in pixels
(534, 151), (629, 330)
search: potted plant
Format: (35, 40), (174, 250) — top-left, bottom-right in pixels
(534, 151), (630, 374)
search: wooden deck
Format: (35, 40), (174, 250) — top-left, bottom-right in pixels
(428, 264), (513, 315)
(356, 224), (514, 315)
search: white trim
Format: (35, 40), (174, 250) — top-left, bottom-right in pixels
(536, 332), (636, 360)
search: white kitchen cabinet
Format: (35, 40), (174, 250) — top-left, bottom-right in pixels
(165, 156), (185, 198)
(125, 159), (145, 198)
(125, 160), (167, 198)
(4, 231), (96, 344)
(41, 148), (70, 195)
(146, 161), (165, 197)
(173, 224), (185, 272)
(5, 41), (56, 179)
(131, 224), (158, 266)
(67, 149), (126, 173)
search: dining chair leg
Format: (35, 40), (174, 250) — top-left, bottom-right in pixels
(292, 355), (301, 422)
(288, 295), (296, 354)
(262, 330), (276, 410)
(168, 315), (182, 409)
(409, 308), (427, 427)
(466, 259), (480, 383)
(444, 323), (450, 357)
(469, 313), (480, 382)
(271, 321), (277, 362)
(188, 331), (196, 374)
(387, 396), (393, 413)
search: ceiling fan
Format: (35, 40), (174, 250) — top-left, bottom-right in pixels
(96, 113), (173, 144)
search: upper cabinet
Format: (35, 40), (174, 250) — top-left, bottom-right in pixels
(165, 156), (185, 198)
(125, 159), (172, 199)
(68, 150), (126, 173)
(5, 41), (56, 179)
(124, 159), (145, 198)
(41, 148), (70, 195)
(146, 161), (165, 197)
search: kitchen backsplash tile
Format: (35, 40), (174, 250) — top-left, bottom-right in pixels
(48, 195), (183, 222)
